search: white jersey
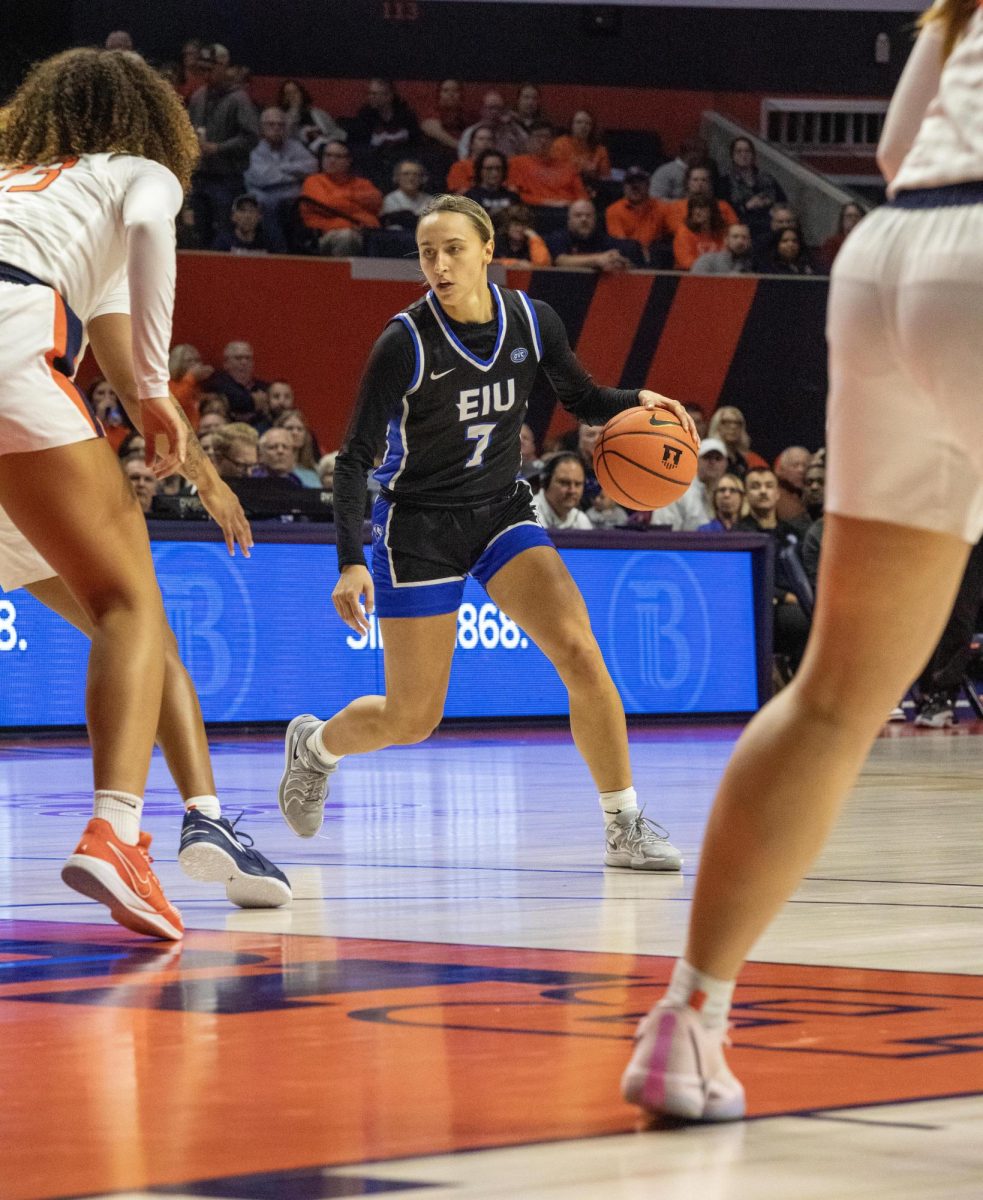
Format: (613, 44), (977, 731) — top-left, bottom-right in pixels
(884, 7), (983, 195)
(0, 152), (182, 397)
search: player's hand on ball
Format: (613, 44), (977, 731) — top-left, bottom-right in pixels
(638, 390), (700, 446)
(333, 564), (375, 635)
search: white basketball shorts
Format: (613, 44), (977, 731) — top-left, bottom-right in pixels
(826, 196), (983, 543)
(0, 278), (102, 591)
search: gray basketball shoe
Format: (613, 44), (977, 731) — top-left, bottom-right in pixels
(605, 809), (683, 871)
(278, 714), (337, 838)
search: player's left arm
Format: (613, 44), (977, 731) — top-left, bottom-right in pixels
(87, 312), (253, 558)
(531, 299), (699, 442)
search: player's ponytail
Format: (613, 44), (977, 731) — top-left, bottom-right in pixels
(419, 194), (494, 245)
(919, 0), (978, 61)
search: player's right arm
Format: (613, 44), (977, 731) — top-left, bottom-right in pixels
(331, 320), (415, 633)
(878, 20), (945, 182)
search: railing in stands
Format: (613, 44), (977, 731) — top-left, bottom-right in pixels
(700, 110), (871, 245)
(760, 98), (889, 157)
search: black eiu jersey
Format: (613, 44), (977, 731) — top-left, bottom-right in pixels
(333, 284), (640, 567)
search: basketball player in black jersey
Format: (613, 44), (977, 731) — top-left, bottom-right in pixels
(277, 194), (699, 870)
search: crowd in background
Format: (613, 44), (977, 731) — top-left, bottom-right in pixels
(100, 29), (867, 275)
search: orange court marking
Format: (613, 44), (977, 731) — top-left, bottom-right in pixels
(0, 920), (980, 1200)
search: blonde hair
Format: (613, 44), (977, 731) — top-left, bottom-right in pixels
(712, 473), (748, 521)
(418, 193), (494, 244)
(0, 48), (199, 190)
(168, 344), (201, 380)
(708, 406), (751, 455)
(919, 0), (978, 60)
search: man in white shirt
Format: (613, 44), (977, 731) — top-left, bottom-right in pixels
(651, 437), (728, 529)
(533, 453), (593, 530)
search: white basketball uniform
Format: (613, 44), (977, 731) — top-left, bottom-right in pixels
(826, 6), (983, 542)
(0, 152), (181, 589)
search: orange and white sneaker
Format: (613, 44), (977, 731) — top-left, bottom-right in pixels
(61, 818), (184, 941)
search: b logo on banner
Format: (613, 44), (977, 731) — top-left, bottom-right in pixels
(154, 544), (257, 720)
(605, 551), (711, 711)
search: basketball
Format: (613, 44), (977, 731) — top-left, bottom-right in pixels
(592, 406), (699, 510)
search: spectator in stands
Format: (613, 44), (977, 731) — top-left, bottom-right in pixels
(655, 437), (730, 530)
(244, 106), (317, 241)
(663, 165), (737, 237)
(256, 427), (304, 486)
(210, 341), (270, 421)
(774, 444), (811, 522)
(175, 197), (202, 250)
(699, 473), (747, 532)
(421, 79), (469, 152)
(317, 452), (337, 494)
(686, 404), (709, 441)
(458, 91), (527, 160)
(168, 344), (213, 425)
(519, 423), (544, 480)
(553, 110), (612, 187)
(762, 227), (815, 275)
(493, 204), (551, 267)
(819, 201), (865, 272)
(300, 140), (383, 256)
(650, 136), (710, 201)
(532, 453), (593, 529)
(117, 432), (146, 464)
(199, 393), (231, 422)
(104, 30), (133, 50)
(447, 125), (496, 193)
(739, 466), (810, 671)
(273, 411), (322, 486)
(197, 411), (227, 437)
(587, 490), (629, 528)
(576, 422), (604, 508)
(548, 199), (637, 271)
(88, 378), (129, 453)
(173, 39), (207, 101)
(267, 379), (297, 421)
(466, 150), (521, 216)
(692, 222), (755, 274)
(124, 459), (159, 515)
(512, 83), (546, 136)
(509, 122), (589, 211)
(212, 194), (286, 254)
(198, 430), (220, 465)
(754, 201), (801, 257)
(187, 44), (259, 244)
(382, 160), (434, 225)
(277, 79), (347, 157)
(720, 137), (786, 244)
(708, 405), (768, 479)
(673, 196), (728, 271)
(213, 424), (259, 481)
(349, 78), (420, 188)
(803, 459), (825, 521)
(605, 167), (668, 266)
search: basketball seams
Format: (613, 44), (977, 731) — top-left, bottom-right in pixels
(593, 407), (697, 510)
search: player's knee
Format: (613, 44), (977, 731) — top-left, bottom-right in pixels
(388, 709), (442, 745)
(550, 629), (606, 684)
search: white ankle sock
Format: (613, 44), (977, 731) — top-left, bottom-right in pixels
(600, 786), (638, 825)
(662, 958), (736, 1030)
(185, 794), (221, 819)
(306, 723), (342, 768)
(93, 790), (143, 846)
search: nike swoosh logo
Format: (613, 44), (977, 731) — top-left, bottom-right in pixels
(108, 842), (153, 900)
(430, 368), (455, 380)
(648, 417), (678, 427)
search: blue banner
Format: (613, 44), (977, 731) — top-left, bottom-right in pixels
(0, 540), (760, 726)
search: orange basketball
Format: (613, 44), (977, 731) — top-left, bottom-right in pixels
(593, 406), (698, 510)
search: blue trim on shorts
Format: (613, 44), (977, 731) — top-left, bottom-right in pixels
(891, 181), (983, 209)
(370, 497), (466, 618)
(471, 521), (551, 588)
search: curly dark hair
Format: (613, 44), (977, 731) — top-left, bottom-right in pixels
(0, 48), (199, 190)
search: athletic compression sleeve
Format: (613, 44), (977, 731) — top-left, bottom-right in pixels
(532, 299), (640, 424)
(333, 320), (416, 568)
(122, 162), (183, 399)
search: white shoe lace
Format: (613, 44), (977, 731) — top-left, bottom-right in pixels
(616, 809), (671, 852)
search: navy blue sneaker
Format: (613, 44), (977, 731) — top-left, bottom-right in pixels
(178, 810), (291, 909)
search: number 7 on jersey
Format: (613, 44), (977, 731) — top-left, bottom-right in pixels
(464, 422), (495, 468)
